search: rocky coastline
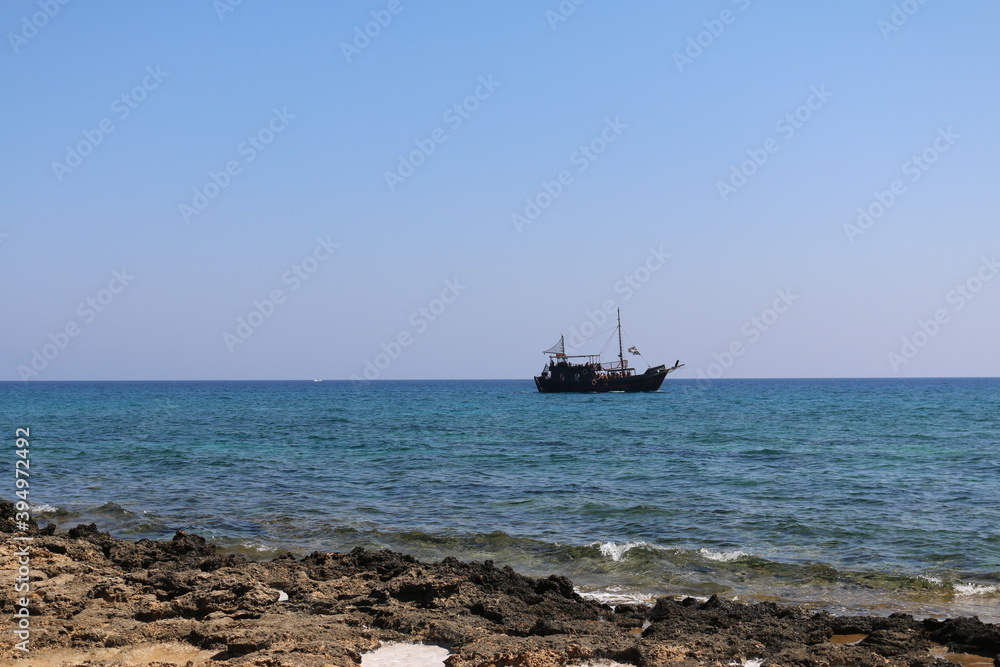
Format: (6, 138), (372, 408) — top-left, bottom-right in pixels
(3, 501), (999, 667)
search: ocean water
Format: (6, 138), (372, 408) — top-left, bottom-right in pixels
(3, 378), (999, 621)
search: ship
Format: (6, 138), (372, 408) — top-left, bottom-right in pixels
(534, 310), (683, 393)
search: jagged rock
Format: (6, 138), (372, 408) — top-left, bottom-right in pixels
(0, 500), (995, 667)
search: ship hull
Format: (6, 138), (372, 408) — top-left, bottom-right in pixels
(534, 366), (668, 393)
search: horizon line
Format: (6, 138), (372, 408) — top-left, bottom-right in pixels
(3, 376), (999, 383)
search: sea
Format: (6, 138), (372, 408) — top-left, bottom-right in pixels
(3, 378), (999, 622)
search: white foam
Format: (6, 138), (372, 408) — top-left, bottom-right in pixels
(699, 547), (751, 562)
(729, 660), (765, 667)
(361, 643), (450, 666)
(31, 503), (58, 513)
(597, 540), (648, 561)
(576, 585), (655, 606)
(953, 582), (999, 597)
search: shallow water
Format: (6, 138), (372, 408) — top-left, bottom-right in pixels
(3, 378), (999, 620)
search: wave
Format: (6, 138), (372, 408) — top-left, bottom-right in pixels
(953, 582), (999, 597)
(31, 500), (172, 539)
(593, 541), (755, 565)
(698, 547), (753, 563)
(30, 503), (59, 513)
(31, 500), (135, 521)
(597, 540), (664, 562)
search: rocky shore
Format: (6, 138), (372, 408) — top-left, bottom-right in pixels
(3, 501), (999, 667)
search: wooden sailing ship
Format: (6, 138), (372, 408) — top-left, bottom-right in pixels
(534, 310), (683, 393)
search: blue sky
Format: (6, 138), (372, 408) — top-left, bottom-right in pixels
(2, 1), (998, 381)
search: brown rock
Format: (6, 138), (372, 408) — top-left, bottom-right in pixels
(1, 500), (997, 667)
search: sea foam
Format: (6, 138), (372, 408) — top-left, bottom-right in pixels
(953, 582), (999, 597)
(598, 541), (647, 561)
(576, 585), (655, 606)
(699, 547), (752, 562)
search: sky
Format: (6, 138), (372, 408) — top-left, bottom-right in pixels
(2, 1), (998, 381)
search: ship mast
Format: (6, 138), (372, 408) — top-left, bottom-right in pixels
(617, 308), (625, 370)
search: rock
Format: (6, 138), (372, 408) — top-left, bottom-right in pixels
(0, 500), (996, 667)
(924, 615), (1000, 655)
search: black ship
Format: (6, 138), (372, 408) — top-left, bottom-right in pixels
(534, 310), (683, 393)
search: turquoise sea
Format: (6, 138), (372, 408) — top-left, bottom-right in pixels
(3, 378), (999, 621)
